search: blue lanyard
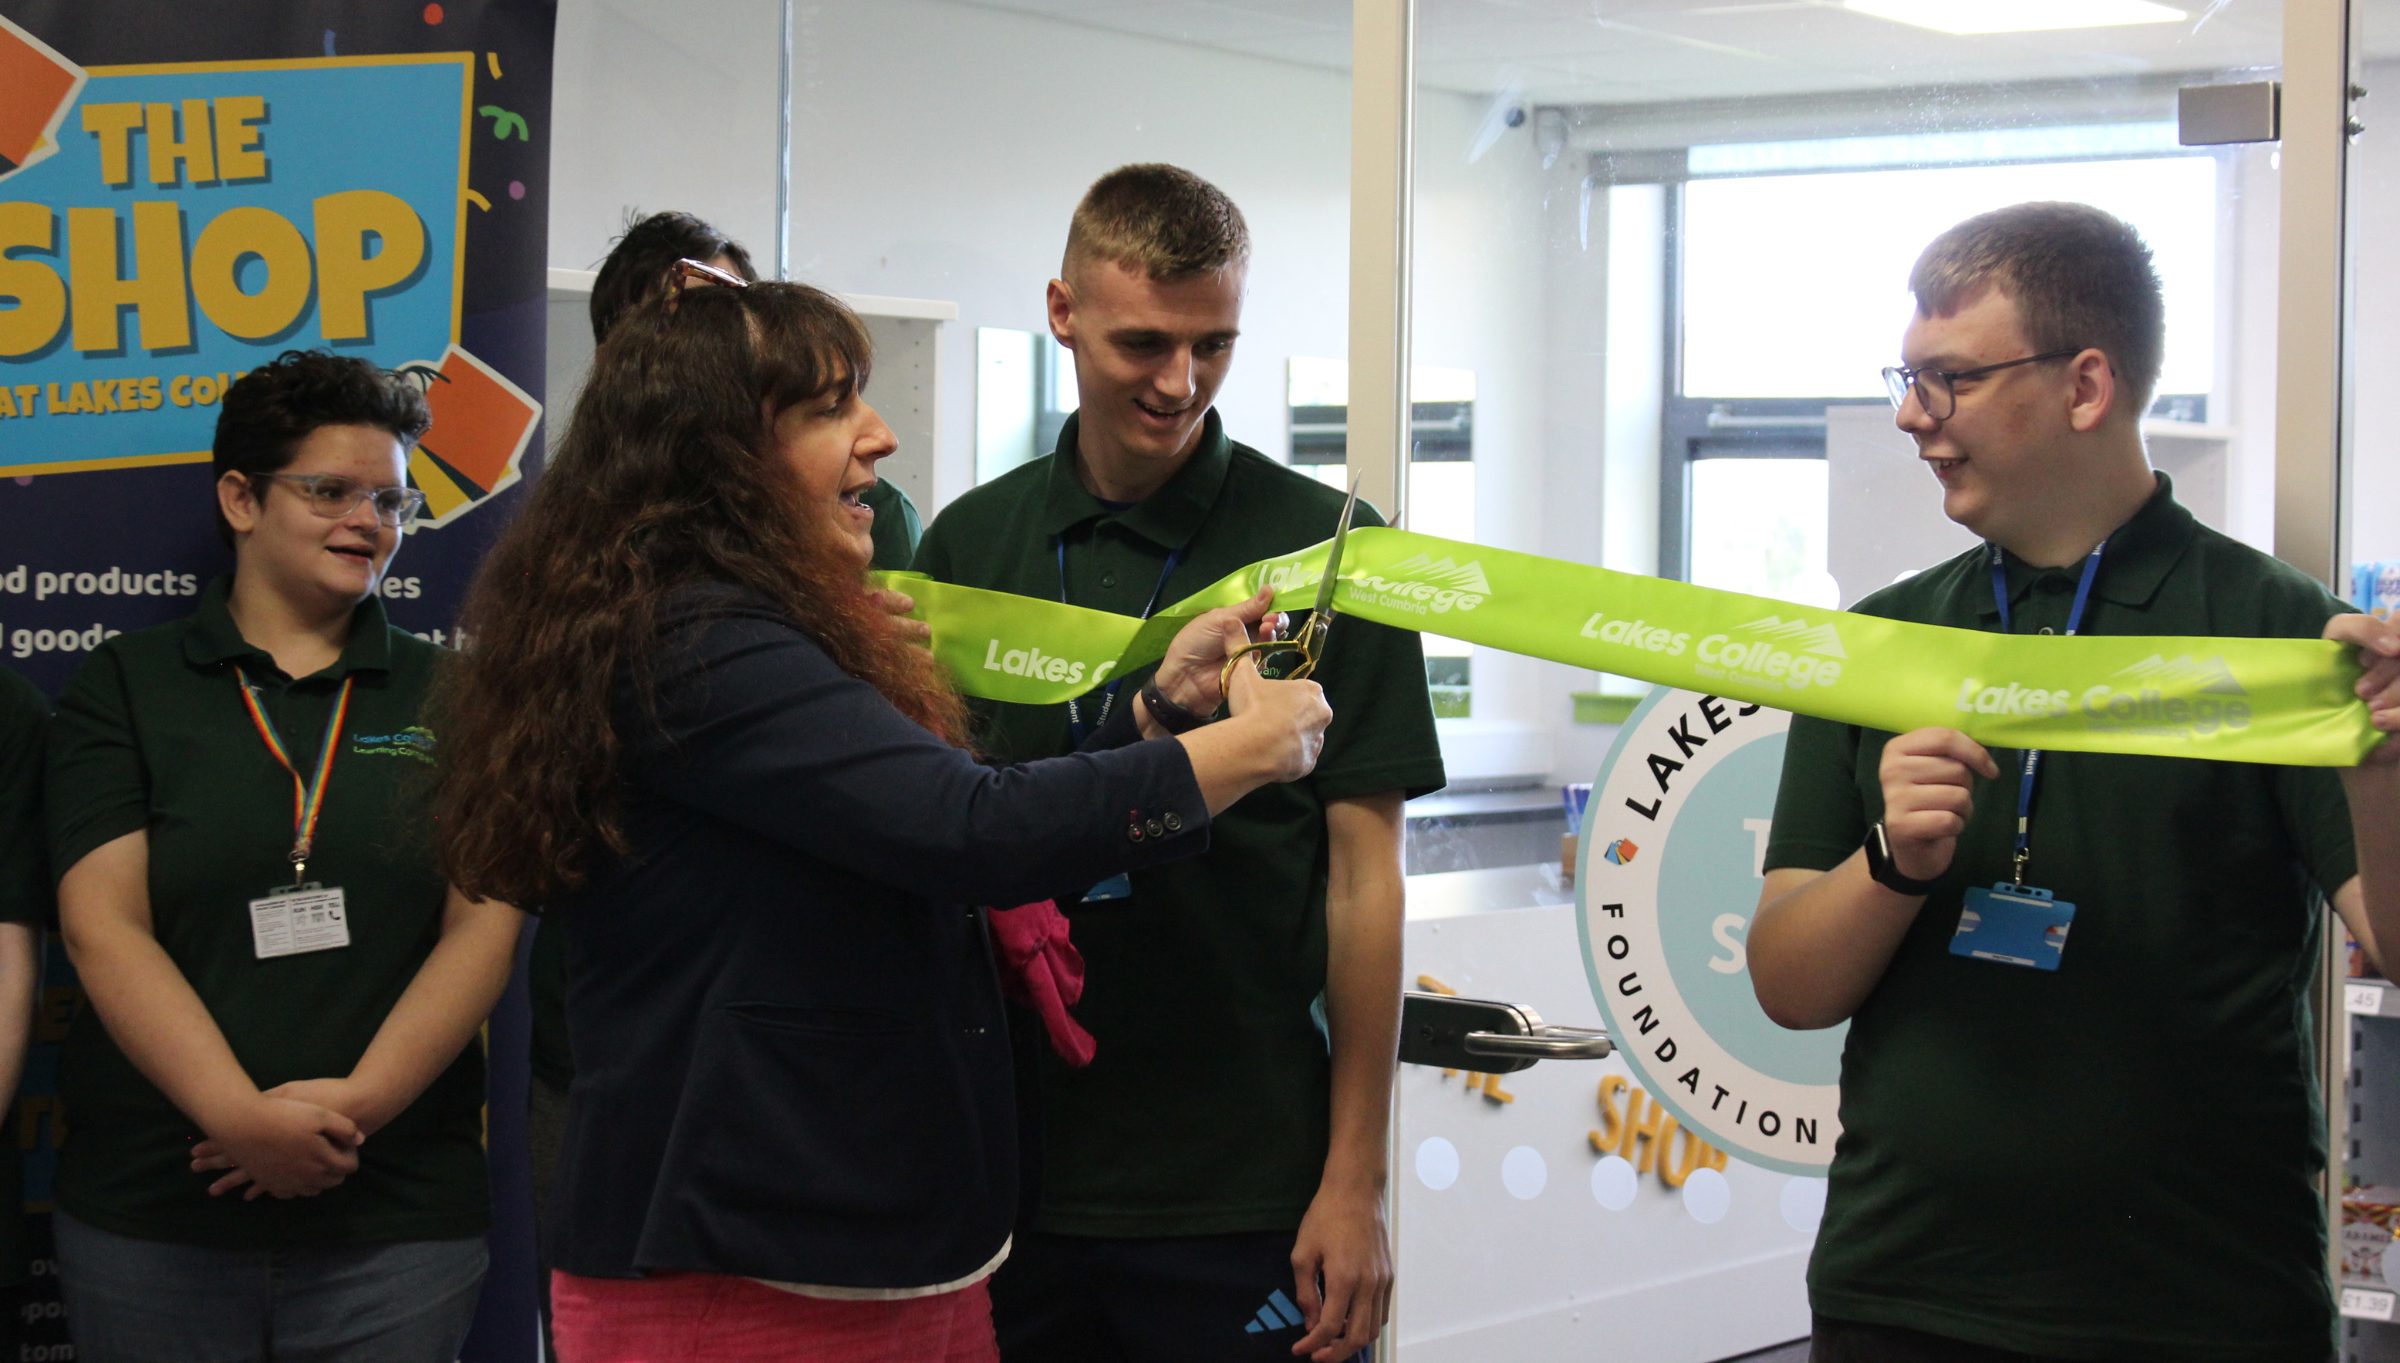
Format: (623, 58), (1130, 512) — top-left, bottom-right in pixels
(1057, 537), (1183, 744)
(1988, 540), (2105, 885)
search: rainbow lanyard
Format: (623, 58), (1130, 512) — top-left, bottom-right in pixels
(236, 671), (354, 886)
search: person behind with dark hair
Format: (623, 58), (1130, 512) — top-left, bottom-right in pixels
(45, 351), (527, 1363)
(433, 268), (1331, 1362)
(913, 163), (1446, 1363)
(0, 666), (48, 1358)
(1749, 202), (2400, 1362)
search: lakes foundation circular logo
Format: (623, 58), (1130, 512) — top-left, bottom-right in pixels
(1577, 687), (1842, 1175)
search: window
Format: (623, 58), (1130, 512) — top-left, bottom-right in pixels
(1659, 132), (2223, 584)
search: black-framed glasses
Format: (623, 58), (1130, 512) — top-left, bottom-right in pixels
(1881, 348), (2084, 421)
(252, 472), (428, 529)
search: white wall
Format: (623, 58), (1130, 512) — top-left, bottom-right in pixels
(1411, 89), (1564, 777)
(2350, 60), (2400, 569)
(548, 0), (785, 275)
(785, 0), (1350, 509)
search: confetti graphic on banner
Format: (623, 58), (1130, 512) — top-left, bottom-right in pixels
(0, 15), (86, 178)
(400, 346), (541, 527)
(479, 102), (527, 139)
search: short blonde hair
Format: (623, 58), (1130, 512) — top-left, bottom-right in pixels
(1063, 163), (1250, 283)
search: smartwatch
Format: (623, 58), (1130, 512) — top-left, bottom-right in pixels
(1863, 821), (1939, 896)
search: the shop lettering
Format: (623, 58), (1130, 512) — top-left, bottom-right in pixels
(1589, 1073), (1729, 1191)
(0, 97), (425, 360)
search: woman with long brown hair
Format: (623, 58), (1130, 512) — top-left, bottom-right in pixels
(433, 270), (1329, 1362)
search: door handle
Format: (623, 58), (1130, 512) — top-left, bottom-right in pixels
(1399, 990), (1614, 1073)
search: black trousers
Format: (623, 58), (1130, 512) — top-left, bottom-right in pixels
(1809, 1314), (2331, 1363)
(993, 1229), (1367, 1363)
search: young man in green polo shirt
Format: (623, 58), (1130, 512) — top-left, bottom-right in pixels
(1752, 201), (2400, 1363)
(913, 163), (1445, 1363)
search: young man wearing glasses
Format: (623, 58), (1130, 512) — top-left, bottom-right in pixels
(1749, 201), (2400, 1362)
(912, 164), (1445, 1363)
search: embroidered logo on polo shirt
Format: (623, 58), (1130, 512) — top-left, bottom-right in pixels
(351, 725), (437, 764)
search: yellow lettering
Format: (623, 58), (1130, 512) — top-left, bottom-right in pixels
(144, 99), (218, 185)
(191, 207), (312, 340)
(17, 1093), (64, 1151)
(1590, 1073), (1629, 1154)
(36, 984), (77, 1045)
(0, 204), (67, 358)
(79, 102), (146, 187)
(1618, 1085), (1672, 1174)
(68, 203), (191, 353)
(1658, 1121), (1713, 1188)
(214, 96), (269, 181)
(314, 190), (424, 342)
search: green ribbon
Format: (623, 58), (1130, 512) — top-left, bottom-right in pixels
(880, 526), (2378, 767)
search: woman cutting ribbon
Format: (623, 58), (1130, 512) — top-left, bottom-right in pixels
(430, 266), (1330, 1362)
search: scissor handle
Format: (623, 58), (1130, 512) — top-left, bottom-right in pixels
(1218, 638), (1317, 695)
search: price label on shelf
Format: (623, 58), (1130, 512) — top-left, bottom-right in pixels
(2341, 1286), (2398, 1322)
(2348, 983), (2389, 1018)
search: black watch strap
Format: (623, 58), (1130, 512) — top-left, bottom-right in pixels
(1138, 676), (1211, 735)
(1864, 821), (1939, 895)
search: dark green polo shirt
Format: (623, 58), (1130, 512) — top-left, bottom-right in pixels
(914, 409), (1447, 1237)
(0, 667), (49, 1285)
(527, 481), (922, 1094)
(1764, 477), (2355, 1361)
(45, 577), (486, 1248)
(866, 479), (924, 584)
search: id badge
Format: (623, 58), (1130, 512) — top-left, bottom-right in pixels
(1951, 883), (2076, 971)
(250, 884), (351, 959)
(1080, 873), (1132, 905)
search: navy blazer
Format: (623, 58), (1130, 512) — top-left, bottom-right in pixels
(549, 585), (1209, 1288)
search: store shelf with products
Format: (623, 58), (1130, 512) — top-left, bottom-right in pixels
(2342, 963), (2400, 1362)
(2350, 977), (2400, 1019)
(2344, 1282), (2399, 1324)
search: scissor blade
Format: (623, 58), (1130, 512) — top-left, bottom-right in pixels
(1313, 476), (1362, 620)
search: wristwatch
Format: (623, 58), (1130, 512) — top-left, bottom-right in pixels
(1138, 675), (1211, 735)
(1863, 821), (1940, 896)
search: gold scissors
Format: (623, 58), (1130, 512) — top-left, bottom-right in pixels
(1221, 476), (1361, 692)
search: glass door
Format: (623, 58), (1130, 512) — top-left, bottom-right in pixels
(1381, 3), (2309, 1360)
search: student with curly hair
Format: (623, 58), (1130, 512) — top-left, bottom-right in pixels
(47, 351), (526, 1363)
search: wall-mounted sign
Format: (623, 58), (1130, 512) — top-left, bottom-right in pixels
(1578, 688), (1843, 1174)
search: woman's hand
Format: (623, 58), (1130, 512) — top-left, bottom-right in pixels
(1222, 655), (1331, 784)
(189, 1095), (363, 1200)
(871, 586), (932, 646)
(1153, 588), (1282, 720)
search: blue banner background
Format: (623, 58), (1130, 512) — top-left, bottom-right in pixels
(0, 3), (554, 1359)
(3, 58), (471, 473)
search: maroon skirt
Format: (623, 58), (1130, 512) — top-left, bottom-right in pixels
(552, 1269), (998, 1363)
